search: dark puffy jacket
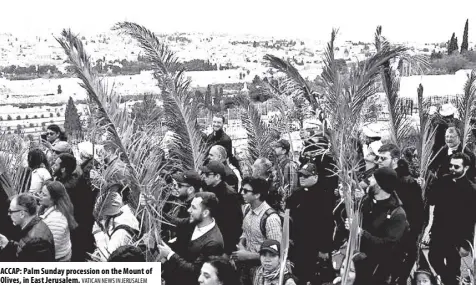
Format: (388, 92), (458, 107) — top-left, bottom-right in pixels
(2, 217), (55, 262)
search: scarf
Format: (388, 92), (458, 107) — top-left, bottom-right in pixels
(253, 262), (291, 285)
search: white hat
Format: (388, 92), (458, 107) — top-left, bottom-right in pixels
(369, 140), (383, 154)
(428, 106), (438, 115)
(78, 141), (94, 159)
(440, 103), (457, 117)
(362, 124), (382, 138)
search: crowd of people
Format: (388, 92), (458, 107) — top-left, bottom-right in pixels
(0, 102), (475, 285)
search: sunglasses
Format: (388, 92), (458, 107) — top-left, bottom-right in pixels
(376, 156), (390, 161)
(449, 164), (461, 169)
(8, 209), (24, 215)
(175, 182), (191, 188)
(299, 174), (311, 179)
(46, 132), (56, 136)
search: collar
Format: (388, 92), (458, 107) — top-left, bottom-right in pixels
(251, 201), (268, 215)
(195, 219), (216, 234)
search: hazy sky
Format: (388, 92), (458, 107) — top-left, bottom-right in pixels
(2, 0), (476, 44)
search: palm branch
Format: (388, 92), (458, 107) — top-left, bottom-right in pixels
(374, 26), (424, 147)
(263, 54), (318, 111)
(236, 94), (278, 165)
(114, 22), (206, 171)
(0, 135), (31, 197)
(320, 28), (408, 283)
(56, 30), (142, 208)
(457, 70), (476, 150)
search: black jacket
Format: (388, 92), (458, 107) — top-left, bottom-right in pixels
(286, 183), (335, 253)
(203, 181), (243, 254)
(1, 217), (55, 262)
(355, 192), (408, 285)
(206, 129), (233, 159)
(395, 162), (425, 238)
(164, 224), (224, 285)
(428, 174), (476, 249)
(429, 144), (476, 180)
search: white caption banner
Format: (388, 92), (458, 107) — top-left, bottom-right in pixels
(0, 262), (161, 285)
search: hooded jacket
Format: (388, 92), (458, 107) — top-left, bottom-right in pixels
(360, 191), (408, 257)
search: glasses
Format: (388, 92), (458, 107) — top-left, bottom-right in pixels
(46, 132), (56, 136)
(8, 209), (24, 215)
(376, 156), (390, 162)
(449, 164), (461, 169)
(299, 174), (311, 179)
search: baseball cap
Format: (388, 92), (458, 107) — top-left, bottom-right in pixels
(271, 139), (290, 152)
(52, 141), (72, 154)
(298, 163), (318, 176)
(259, 239), (280, 256)
(199, 161), (226, 177)
(172, 170), (202, 188)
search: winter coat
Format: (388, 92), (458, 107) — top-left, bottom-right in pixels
(93, 205), (140, 260)
(40, 206), (72, 261)
(1, 217), (55, 262)
(203, 181), (243, 254)
(355, 192), (408, 284)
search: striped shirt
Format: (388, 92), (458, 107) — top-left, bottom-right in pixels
(241, 201), (282, 253)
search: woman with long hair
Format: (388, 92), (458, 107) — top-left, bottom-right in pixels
(39, 181), (78, 261)
(28, 148), (52, 195)
(41, 124), (70, 165)
(198, 256), (239, 285)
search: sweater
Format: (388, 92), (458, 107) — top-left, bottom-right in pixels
(163, 224), (224, 285)
(40, 206), (72, 261)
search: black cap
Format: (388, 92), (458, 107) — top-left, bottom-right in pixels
(199, 161), (226, 177)
(298, 163), (318, 176)
(259, 239), (280, 256)
(172, 170), (202, 188)
(373, 167), (398, 193)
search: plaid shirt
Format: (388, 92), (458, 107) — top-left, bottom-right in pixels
(241, 202), (282, 253)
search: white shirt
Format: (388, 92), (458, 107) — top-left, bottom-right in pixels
(448, 145), (459, 155)
(29, 168), (52, 194)
(191, 219), (216, 241)
(167, 219), (217, 260)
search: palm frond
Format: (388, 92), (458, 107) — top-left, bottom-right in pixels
(321, 28), (408, 283)
(115, 22), (206, 171)
(236, 95), (277, 165)
(56, 29), (142, 208)
(457, 71), (476, 150)
(263, 54), (318, 111)
(374, 26), (415, 147)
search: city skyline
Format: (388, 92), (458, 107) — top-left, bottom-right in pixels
(2, 0), (476, 44)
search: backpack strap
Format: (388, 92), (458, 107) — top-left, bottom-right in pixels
(260, 208), (280, 238)
(111, 224), (140, 240)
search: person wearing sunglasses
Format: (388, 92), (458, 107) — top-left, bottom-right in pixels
(200, 161), (243, 258)
(287, 163), (335, 285)
(0, 193), (55, 261)
(423, 152), (476, 285)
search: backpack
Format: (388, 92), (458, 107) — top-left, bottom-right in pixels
(111, 224), (141, 243)
(244, 205), (284, 238)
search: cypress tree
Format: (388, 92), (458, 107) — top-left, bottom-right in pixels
(461, 19), (469, 53)
(448, 33), (456, 54)
(64, 97), (83, 140)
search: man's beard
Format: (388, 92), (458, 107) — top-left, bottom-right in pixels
(450, 170), (464, 178)
(367, 184), (379, 196)
(54, 168), (62, 178)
